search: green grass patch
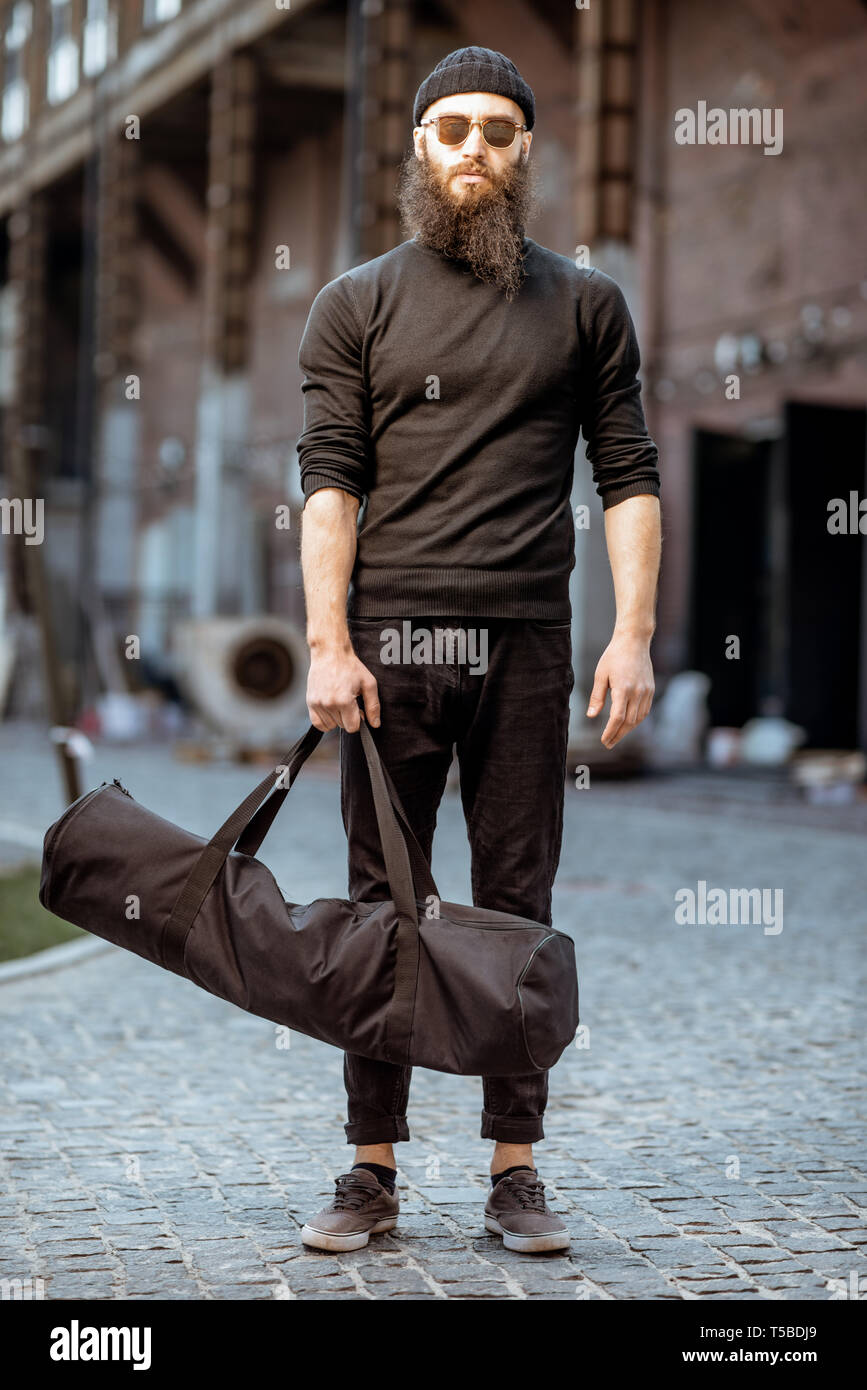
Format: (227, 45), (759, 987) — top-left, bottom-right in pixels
(0, 863), (86, 963)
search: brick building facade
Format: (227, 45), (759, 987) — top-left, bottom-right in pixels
(0, 0), (864, 750)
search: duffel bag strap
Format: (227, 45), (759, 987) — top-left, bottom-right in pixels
(160, 724), (323, 972)
(357, 720), (419, 1064)
(366, 746), (441, 905)
(159, 720), (428, 1060)
(229, 720), (430, 1064)
(236, 723), (440, 903)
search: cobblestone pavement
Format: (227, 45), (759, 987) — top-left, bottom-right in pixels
(0, 722), (865, 1300)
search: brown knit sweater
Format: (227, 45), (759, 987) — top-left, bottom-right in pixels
(297, 235), (660, 618)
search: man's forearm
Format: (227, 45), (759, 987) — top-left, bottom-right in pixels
(602, 493), (662, 638)
(300, 488), (360, 652)
(586, 493), (661, 745)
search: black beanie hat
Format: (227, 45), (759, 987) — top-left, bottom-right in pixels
(413, 46), (535, 132)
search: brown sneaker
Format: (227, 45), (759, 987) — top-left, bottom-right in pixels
(484, 1169), (570, 1252)
(301, 1169), (399, 1252)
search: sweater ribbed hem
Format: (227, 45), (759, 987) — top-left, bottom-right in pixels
(348, 565), (571, 618)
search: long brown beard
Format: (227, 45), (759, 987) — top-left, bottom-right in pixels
(396, 142), (541, 301)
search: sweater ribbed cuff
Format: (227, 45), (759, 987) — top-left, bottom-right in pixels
(301, 472), (365, 504)
(600, 479), (661, 510)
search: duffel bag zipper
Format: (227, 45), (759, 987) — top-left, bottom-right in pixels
(422, 907), (574, 944)
(43, 780), (129, 870)
(413, 900), (558, 933)
(354, 896), (569, 938)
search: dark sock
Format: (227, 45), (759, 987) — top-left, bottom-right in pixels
(352, 1162), (397, 1193)
(491, 1164), (537, 1188)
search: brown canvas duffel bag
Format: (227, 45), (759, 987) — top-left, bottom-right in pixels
(38, 720), (579, 1076)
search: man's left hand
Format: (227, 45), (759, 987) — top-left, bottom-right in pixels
(586, 632), (655, 749)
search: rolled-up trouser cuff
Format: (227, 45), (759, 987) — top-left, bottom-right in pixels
(344, 1115), (411, 1145)
(480, 1110), (545, 1143)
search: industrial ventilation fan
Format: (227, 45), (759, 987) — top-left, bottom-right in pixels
(172, 616), (310, 748)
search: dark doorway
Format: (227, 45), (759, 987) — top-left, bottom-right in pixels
(784, 401), (865, 749)
(689, 429), (773, 728)
(690, 405), (867, 751)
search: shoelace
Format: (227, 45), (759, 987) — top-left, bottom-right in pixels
(331, 1174), (379, 1212)
(505, 1176), (548, 1211)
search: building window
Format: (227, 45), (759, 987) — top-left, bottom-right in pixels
(143, 0), (182, 27)
(2, 2), (31, 143)
(83, 0), (117, 78)
(47, 0), (79, 105)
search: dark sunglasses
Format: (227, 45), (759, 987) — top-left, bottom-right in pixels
(419, 115), (527, 149)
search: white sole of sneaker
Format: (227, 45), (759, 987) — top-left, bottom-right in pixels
(300, 1216), (397, 1252)
(484, 1214), (571, 1252)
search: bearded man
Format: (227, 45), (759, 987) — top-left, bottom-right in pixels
(296, 46), (662, 1254)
